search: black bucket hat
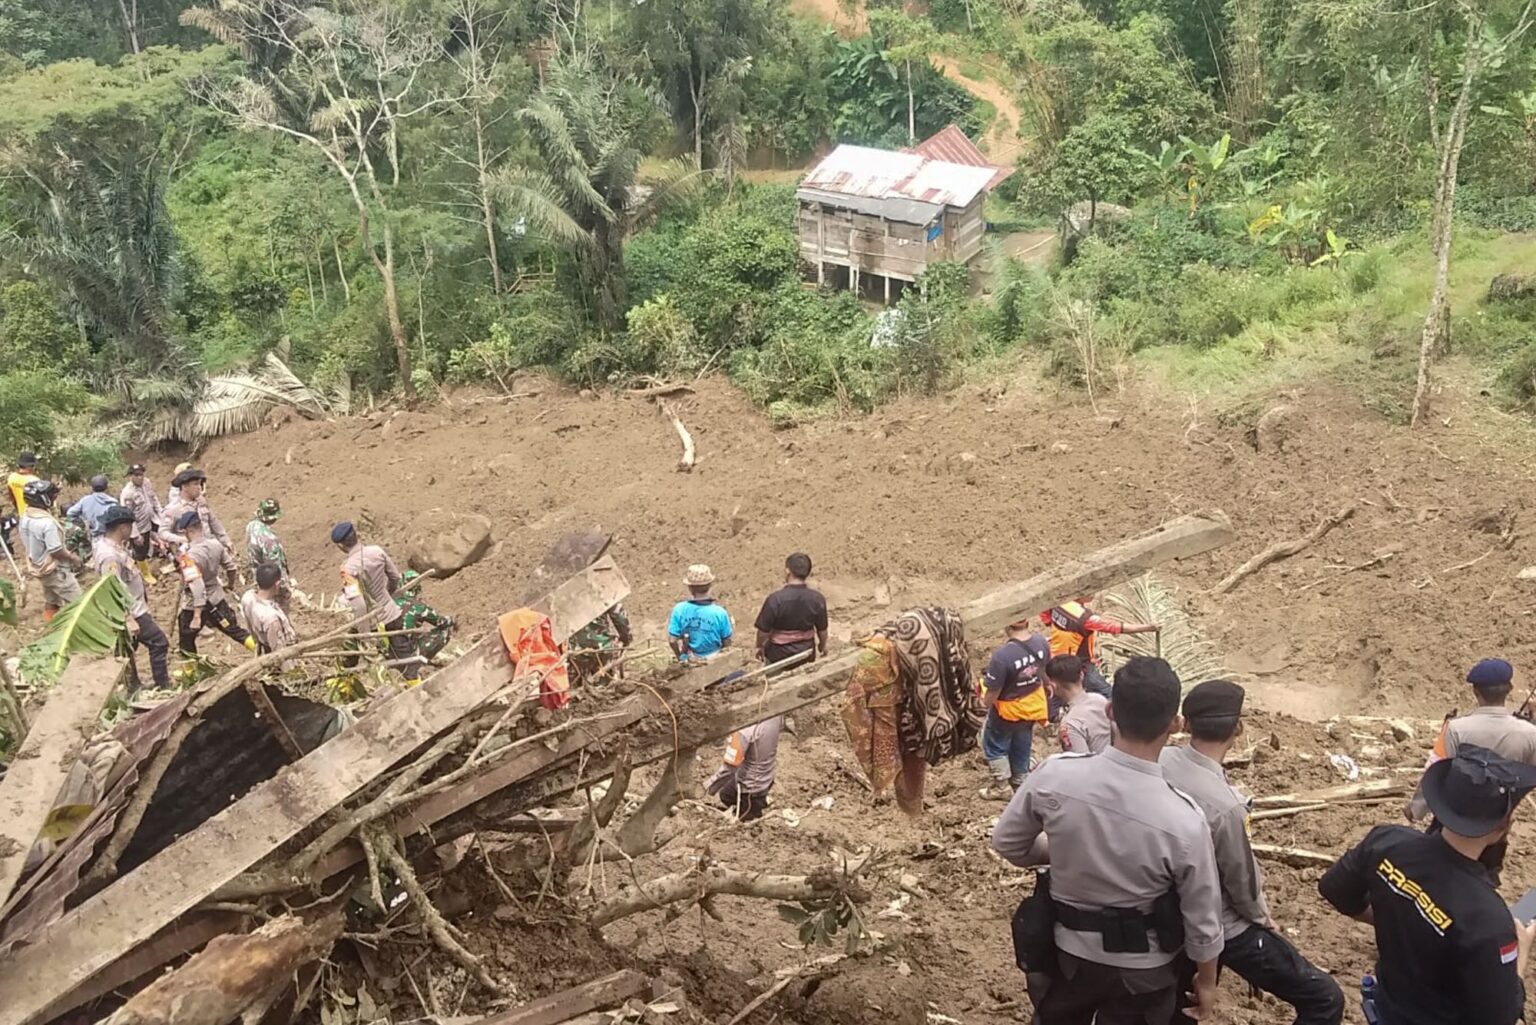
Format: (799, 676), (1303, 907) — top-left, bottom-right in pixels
(1422, 744), (1536, 837)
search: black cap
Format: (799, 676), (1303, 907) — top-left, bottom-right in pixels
(174, 509), (202, 532)
(99, 504), (136, 530)
(171, 468), (206, 487)
(1182, 679), (1246, 722)
(1421, 744), (1536, 837)
(89, 474), (108, 491)
(18, 451), (36, 468)
(330, 521), (357, 544)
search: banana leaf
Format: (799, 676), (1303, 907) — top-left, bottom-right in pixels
(0, 578), (14, 627)
(19, 575), (131, 684)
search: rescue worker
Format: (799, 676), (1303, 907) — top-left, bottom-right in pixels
(241, 563), (297, 656)
(173, 509), (255, 657)
(1321, 745), (1536, 1025)
(161, 468), (240, 584)
(980, 621), (1051, 798)
(992, 656), (1224, 1025)
(165, 461), (192, 507)
(1052, 655), (1112, 755)
(706, 715), (783, 822)
(568, 601), (632, 685)
(66, 475), (116, 537)
(753, 552), (829, 667)
(1163, 680), (1344, 1025)
(18, 479), (82, 620)
(119, 463), (163, 585)
(1042, 596), (1160, 697)
(94, 504), (171, 691)
(245, 498), (294, 612)
(1407, 659), (1536, 884)
(394, 570), (455, 662)
(6, 451), (39, 517)
(331, 521), (423, 684)
(668, 564), (733, 662)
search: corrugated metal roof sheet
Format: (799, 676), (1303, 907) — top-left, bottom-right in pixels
(907, 124), (1013, 191)
(798, 143), (999, 222)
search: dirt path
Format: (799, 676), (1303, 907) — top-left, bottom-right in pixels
(788, 0), (1025, 160)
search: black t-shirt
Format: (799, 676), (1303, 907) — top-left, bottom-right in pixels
(1319, 824), (1524, 1025)
(754, 584), (828, 663)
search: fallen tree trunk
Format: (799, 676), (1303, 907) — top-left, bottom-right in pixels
(1251, 843), (1336, 869)
(591, 863), (869, 927)
(103, 911), (344, 1025)
(0, 658), (124, 905)
(1212, 505), (1354, 595)
(659, 401), (696, 472)
(1251, 779), (1405, 809)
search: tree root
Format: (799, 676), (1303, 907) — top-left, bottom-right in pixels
(363, 823), (503, 995)
(591, 858), (872, 927)
(1212, 505), (1355, 595)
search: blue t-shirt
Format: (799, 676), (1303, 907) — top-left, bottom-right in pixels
(67, 492), (118, 536)
(668, 597), (733, 659)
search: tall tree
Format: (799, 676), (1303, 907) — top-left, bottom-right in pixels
(188, 0), (464, 397)
(444, 0), (517, 294)
(494, 53), (696, 333)
(1412, 0), (1535, 426)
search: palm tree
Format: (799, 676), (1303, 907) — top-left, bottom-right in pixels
(495, 53), (700, 334)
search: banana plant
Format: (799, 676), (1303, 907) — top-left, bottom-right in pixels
(1310, 229), (1353, 268)
(1178, 133), (1233, 214)
(19, 574), (131, 684)
(1131, 140), (1190, 199)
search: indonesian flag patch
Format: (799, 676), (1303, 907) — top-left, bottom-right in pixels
(1500, 941), (1519, 965)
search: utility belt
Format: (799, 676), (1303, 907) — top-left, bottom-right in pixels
(1052, 891), (1186, 955)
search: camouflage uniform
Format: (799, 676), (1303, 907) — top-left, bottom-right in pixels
(393, 594), (455, 661)
(245, 518), (292, 611)
(63, 517), (93, 570)
(568, 603), (632, 685)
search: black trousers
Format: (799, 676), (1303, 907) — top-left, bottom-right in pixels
(177, 599), (249, 655)
(129, 530), (159, 561)
(1037, 952), (1179, 1025)
(127, 613), (171, 690)
(716, 782), (771, 822)
(1172, 925), (1344, 1025)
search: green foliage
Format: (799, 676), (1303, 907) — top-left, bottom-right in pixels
(0, 282), (89, 374)
(0, 372), (99, 473)
(0, 578), (15, 627)
(826, 34), (981, 147)
(19, 574), (131, 684)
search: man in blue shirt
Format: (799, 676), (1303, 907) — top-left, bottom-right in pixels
(67, 475), (117, 537)
(668, 564), (733, 661)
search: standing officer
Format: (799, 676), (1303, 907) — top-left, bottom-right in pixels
(1163, 680), (1344, 1025)
(992, 656), (1224, 1024)
(1407, 658), (1536, 884)
(93, 504), (171, 691)
(1321, 745), (1536, 1025)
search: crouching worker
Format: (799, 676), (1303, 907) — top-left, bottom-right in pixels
(174, 509), (255, 658)
(1165, 680), (1343, 1025)
(706, 715), (783, 822)
(94, 503), (170, 691)
(395, 570), (455, 662)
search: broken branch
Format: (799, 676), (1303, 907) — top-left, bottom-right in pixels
(659, 400), (695, 472)
(1212, 505), (1355, 595)
(591, 862), (870, 927)
(1251, 843), (1336, 869)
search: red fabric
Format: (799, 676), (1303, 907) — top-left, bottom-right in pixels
(498, 608), (570, 710)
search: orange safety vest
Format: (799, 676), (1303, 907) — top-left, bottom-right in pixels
(1046, 601), (1098, 662)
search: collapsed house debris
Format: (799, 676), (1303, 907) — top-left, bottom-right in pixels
(0, 512), (1237, 1025)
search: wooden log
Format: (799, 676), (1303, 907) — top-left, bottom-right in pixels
(659, 401), (696, 473)
(0, 559), (626, 1025)
(1212, 505), (1354, 595)
(1251, 843), (1336, 869)
(591, 865), (866, 927)
(103, 911), (344, 1025)
(0, 657), (124, 905)
(472, 970), (649, 1025)
(1251, 779), (1405, 809)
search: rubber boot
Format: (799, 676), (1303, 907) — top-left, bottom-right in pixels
(137, 560), (157, 586)
(984, 757), (1014, 801)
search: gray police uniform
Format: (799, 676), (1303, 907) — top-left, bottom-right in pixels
(1408, 706), (1536, 819)
(1160, 744), (1344, 1025)
(992, 748), (1224, 1024)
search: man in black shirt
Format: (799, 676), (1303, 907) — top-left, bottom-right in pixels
(754, 552), (828, 667)
(1319, 745), (1536, 1025)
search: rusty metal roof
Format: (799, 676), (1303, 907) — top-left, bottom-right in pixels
(797, 143), (999, 223)
(907, 124), (1013, 191)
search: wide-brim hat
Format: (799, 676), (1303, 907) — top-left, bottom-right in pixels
(99, 504), (136, 530)
(684, 564), (715, 586)
(171, 467), (206, 487)
(1422, 744), (1536, 836)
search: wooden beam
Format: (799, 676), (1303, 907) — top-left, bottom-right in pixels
(242, 680), (306, 761)
(0, 559), (630, 1025)
(472, 970), (649, 1025)
(0, 657), (124, 905)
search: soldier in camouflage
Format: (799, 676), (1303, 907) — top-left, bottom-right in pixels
(394, 570), (455, 662)
(63, 513), (93, 571)
(245, 498), (294, 612)
(568, 602), (632, 685)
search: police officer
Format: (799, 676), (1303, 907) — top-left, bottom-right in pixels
(1407, 658), (1536, 883)
(992, 656), (1224, 1024)
(1162, 680), (1344, 1025)
(1321, 745), (1536, 1025)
